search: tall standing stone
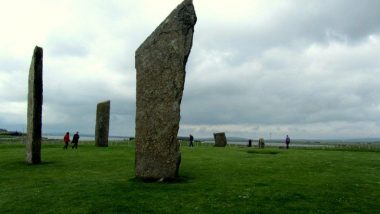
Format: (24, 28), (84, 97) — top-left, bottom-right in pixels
(95, 100), (111, 147)
(214, 132), (227, 147)
(26, 46), (43, 164)
(135, 0), (197, 180)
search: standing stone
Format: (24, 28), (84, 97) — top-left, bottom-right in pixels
(26, 46), (43, 164)
(95, 100), (111, 147)
(214, 132), (227, 147)
(135, 0), (197, 180)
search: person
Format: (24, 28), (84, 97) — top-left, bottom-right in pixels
(285, 135), (290, 149)
(248, 139), (252, 147)
(72, 131), (80, 149)
(63, 132), (70, 149)
(259, 138), (265, 148)
(189, 134), (194, 147)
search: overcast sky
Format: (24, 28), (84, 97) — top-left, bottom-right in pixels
(1, 0), (380, 139)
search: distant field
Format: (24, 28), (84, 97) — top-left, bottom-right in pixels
(0, 141), (379, 213)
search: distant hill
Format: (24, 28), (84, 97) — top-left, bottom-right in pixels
(0, 129), (23, 136)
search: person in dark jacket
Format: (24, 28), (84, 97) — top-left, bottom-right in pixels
(63, 132), (70, 149)
(285, 135), (290, 149)
(189, 134), (194, 147)
(72, 131), (80, 149)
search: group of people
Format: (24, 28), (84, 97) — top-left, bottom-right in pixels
(63, 131), (80, 149)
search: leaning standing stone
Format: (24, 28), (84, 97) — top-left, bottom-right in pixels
(214, 132), (227, 147)
(26, 46), (43, 164)
(95, 100), (111, 147)
(135, 0), (197, 180)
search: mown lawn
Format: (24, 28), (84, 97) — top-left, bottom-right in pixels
(0, 142), (379, 213)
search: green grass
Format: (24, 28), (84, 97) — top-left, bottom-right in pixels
(0, 142), (379, 214)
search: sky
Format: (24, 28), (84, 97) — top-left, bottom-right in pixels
(0, 0), (380, 139)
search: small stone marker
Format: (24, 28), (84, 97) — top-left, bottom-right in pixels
(26, 46), (43, 164)
(214, 132), (227, 147)
(135, 0), (197, 179)
(95, 100), (111, 147)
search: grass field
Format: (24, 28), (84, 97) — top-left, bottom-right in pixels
(0, 141), (379, 213)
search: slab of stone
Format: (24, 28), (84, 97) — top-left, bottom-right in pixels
(214, 132), (227, 147)
(95, 100), (111, 147)
(26, 46), (43, 164)
(135, 0), (197, 180)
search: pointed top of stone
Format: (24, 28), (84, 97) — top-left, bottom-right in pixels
(33, 46), (43, 58)
(34, 45), (42, 51)
(136, 0), (197, 55)
(98, 100), (111, 105)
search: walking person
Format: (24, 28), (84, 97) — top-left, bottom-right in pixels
(63, 132), (70, 149)
(248, 139), (252, 147)
(285, 135), (290, 149)
(189, 134), (194, 147)
(72, 131), (80, 149)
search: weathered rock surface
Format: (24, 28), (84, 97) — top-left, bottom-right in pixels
(26, 46), (43, 164)
(95, 100), (111, 147)
(214, 132), (227, 147)
(135, 0), (197, 179)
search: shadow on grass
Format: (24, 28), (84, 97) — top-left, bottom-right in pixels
(129, 175), (192, 184)
(25, 161), (55, 166)
(247, 150), (279, 155)
(9, 160), (56, 166)
(254, 182), (269, 187)
(0, 160), (57, 171)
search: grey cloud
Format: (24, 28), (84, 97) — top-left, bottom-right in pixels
(182, 27), (380, 134)
(47, 38), (89, 58)
(2, 0), (380, 139)
(43, 95), (135, 136)
(49, 42), (88, 58)
(195, 0), (380, 59)
(0, 57), (26, 71)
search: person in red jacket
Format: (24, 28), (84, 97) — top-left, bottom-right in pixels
(63, 132), (70, 149)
